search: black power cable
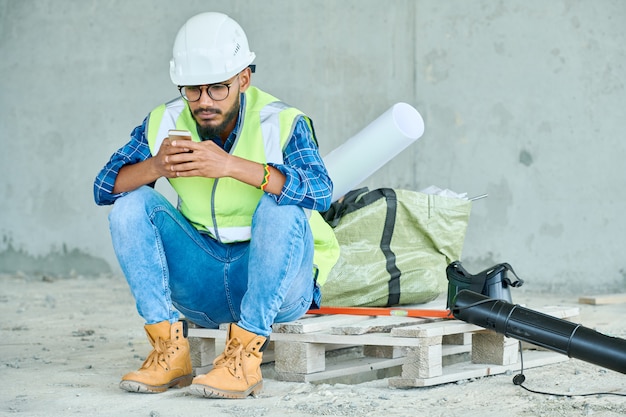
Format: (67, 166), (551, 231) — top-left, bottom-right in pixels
(513, 341), (626, 398)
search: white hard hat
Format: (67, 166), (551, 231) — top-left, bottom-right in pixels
(169, 12), (256, 86)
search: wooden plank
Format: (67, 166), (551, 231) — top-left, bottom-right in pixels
(188, 328), (224, 339)
(578, 293), (626, 305)
(273, 314), (371, 334)
(391, 320), (483, 338)
(190, 326), (427, 347)
(275, 357), (407, 383)
(331, 316), (428, 335)
(270, 332), (426, 347)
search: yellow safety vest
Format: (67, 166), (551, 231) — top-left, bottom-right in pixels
(146, 87), (339, 285)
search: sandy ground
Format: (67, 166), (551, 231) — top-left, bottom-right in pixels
(1, 272), (625, 417)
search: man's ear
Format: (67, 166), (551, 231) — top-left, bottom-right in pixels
(238, 67), (252, 92)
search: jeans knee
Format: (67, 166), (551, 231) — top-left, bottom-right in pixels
(254, 194), (305, 225)
(251, 195), (312, 250)
(108, 186), (162, 228)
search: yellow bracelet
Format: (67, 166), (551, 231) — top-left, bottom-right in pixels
(259, 163), (270, 191)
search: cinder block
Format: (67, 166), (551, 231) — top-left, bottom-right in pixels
(472, 332), (518, 365)
(274, 341), (326, 374)
(400, 336), (443, 379)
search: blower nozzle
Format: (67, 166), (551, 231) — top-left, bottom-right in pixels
(451, 289), (626, 374)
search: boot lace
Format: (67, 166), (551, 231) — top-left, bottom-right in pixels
(141, 337), (173, 371)
(213, 337), (244, 378)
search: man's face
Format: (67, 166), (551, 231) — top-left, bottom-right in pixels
(186, 74), (242, 141)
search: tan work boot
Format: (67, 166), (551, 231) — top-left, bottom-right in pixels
(119, 320), (193, 393)
(188, 323), (267, 398)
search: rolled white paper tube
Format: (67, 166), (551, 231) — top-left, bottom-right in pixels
(323, 102), (425, 202)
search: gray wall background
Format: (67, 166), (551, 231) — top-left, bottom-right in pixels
(1, 0), (624, 294)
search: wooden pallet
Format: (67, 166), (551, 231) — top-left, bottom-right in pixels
(187, 314), (427, 378)
(187, 305), (579, 386)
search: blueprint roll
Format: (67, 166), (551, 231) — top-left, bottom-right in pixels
(323, 102), (425, 202)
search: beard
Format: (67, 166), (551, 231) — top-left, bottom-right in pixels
(193, 94), (240, 141)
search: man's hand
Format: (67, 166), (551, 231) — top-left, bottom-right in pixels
(168, 139), (287, 194)
(153, 138), (196, 178)
(111, 137), (193, 194)
(166, 139), (231, 178)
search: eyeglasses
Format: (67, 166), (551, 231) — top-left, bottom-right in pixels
(178, 79), (236, 102)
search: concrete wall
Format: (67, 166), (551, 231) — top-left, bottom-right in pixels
(1, 0), (624, 293)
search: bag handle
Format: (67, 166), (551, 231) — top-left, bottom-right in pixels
(321, 187), (391, 227)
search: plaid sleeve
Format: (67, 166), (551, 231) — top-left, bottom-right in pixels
(93, 117), (153, 206)
(270, 116), (333, 211)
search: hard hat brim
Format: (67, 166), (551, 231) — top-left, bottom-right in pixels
(169, 55), (256, 86)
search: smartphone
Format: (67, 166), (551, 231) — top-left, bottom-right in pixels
(168, 129), (192, 141)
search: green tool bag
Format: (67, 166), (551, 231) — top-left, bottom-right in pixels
(320, 187), (472, 307)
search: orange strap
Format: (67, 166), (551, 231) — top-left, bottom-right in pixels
(307, 306), (453, 319)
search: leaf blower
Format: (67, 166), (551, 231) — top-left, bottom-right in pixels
(447, 261), (626, 374)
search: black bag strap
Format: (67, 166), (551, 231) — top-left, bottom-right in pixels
(378, 189), (401, 306)
(321, 187), (376, 227)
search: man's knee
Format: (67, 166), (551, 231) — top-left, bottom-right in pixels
(253, 194), (304, 222)
(251, 195), (311, 245)
(108, 186), (162, 227)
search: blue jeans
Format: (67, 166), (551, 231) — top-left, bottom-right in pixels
(108, 186), (318, 336)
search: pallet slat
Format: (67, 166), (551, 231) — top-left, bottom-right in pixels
(273, 314), (371, 334)
(277, 357), (406, 383)
(331, 316), (429, 335)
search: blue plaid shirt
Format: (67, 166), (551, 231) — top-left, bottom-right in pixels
(94, 93), (333, 212)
